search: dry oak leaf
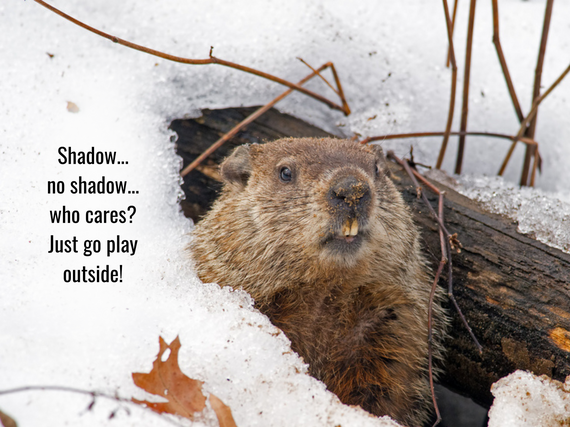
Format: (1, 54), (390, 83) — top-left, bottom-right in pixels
(132, 336), (237, 427)
(0, 408), (18, 427)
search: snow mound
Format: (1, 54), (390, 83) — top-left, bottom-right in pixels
(489, 370), (570, 427)
(457, 174), (570, 253)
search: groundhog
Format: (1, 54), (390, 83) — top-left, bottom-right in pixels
(190, 137), (447, 426)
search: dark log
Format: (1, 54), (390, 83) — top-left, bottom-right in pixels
(171, 107), (570, 408)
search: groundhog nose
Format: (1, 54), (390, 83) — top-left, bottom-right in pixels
(328, 176), (371, 211)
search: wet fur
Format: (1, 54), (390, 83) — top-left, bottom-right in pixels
(190, 138), (447, 426)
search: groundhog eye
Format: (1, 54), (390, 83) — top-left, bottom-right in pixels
(375, 164), (381, 177)
(279, 166), (292, 182)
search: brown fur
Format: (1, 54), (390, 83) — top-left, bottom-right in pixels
(190, 137), (447, 426)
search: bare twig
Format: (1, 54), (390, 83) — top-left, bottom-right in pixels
(297, 57), (339, 96)
(527, 0), (555, 140)
(491, 0), (524, 122)
(181, 63), (336, 176)
(361, 130), (538, 147)
(445, 0), (459, 68)
(455, 0), (477, 175)
(387, 151), (483, 354)
(530, 146), (540, 187)
(519, 0), (554, 186)
(498, 63), (569, 176)
(428, 258), (446, 427)
(428, 192), (449, 427)
(0, 385), (185, 426)
(385, 150), (482, 426)
(329, 63), (352, 116)
(33, 0), (349, 115)
(436, 0), (459, 169)
(438, 193), (448, 263)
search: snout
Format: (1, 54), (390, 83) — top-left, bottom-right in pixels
(327, 175), (372, 220)
(319, 170), (376, 260)
(324, 172), (373, 248)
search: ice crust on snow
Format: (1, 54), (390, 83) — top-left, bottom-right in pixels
(457, 175), (570, 253)
(488, 370), (570, 427)
(1, 0), (569, 425)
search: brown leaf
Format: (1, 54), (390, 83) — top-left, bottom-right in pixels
(132, 336), (206, 418)
(0, 408), (17, 427)
(210, 394), (238, 427)
(132, 336), (238, 426)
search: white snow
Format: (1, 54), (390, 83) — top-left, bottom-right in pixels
(1, 0), (568, 426)
(457, 174), (570, 253)
(488, 370), (570, 427)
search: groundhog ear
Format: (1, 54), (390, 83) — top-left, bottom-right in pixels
(368, 143), (385, 159)
(368, 144), (388, 169)
(220, 145), (252, 187)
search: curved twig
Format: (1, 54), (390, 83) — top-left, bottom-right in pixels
(0, 385), (185, 426)
(33, 0), (349, 115)
(180, 63), (336, 176)
(445, 0), (459, 68)
(297, 58), (339, 96)
(387, 151), (483, 353)
(384, 150), (482, 427)
(491, 0), (524, 122)
(455, 0), (477, 175)
(519, 0), (554, 186)
(498, 63), (569, 177)
(428, 258), (446, 427)
(437, 0), (459, 169)
(360, 130), (538, 147)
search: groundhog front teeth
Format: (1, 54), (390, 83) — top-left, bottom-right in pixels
(350, 219), (359, 236)
(341, 219), (359, 237)
(342, 220), (351, 237)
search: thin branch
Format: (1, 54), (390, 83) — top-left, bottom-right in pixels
(181, 63), (331, 177)
(329, 63), (352, 115)
(516, 64), (568, 137)
(436, 0), (459, 169)
(398, 155), (453, 237)
(428, 258), (446, 427)
(438, 193), (448, 263)
(387, 151), (483, 354)
(530, 147), (540, 187)
(33, 0), (349, 115)
(527, 0), (554, 140)
(498, 63), (569, 176)
(297, 57), (339, 96)
(385, 150), (483, 425)
(360, 130), (538, 147)
(519, 0), (554, 186)
(455, 0), (477, 175)
(445, 0), (459, 68)
(428, 192), (449, 427)
(0, 385), (185, 426)
(491, 0), (525, 122)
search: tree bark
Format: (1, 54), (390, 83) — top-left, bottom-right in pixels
(171, 107), (570, 407)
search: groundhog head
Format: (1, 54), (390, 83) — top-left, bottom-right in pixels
(213, 137), (413, 272)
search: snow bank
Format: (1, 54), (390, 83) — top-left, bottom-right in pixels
(1, 0), (568, 425)
(489, 370), (570, 427)
(1, 0), (403, 425)
(458, 174), (570, 253)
